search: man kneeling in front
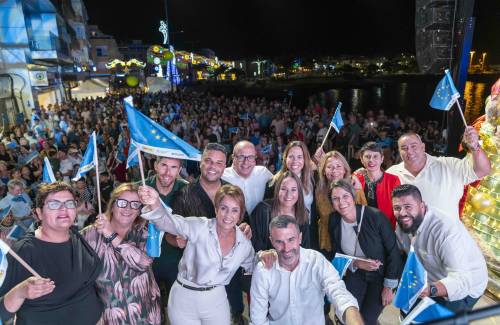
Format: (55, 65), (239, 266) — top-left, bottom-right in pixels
(250, 215), (364, 325)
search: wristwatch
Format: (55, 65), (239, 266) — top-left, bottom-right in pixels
(429, 284), (438, 297)
(104, 232), (118, 244)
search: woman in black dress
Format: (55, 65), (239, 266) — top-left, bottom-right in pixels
(0, 182), (103, 325)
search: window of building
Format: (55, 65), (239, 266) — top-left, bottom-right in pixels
(96, 46), (108, 57)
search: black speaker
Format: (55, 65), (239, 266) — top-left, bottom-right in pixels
(415, 0), (454, 73)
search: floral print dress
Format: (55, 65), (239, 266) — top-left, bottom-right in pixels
(81, 222), (161, 325)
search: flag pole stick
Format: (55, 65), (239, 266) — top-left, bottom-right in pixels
(319, 125), (332, 150)
(137, 150), (146, 187)
(93, 132), (102, 215)
(1, 242), (41, 278)
(454, 100), (468, 127)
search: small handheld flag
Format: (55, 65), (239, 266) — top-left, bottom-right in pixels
(73, 132), (97, 181)
(146, 223), (163, 257)
(429, 69), (460, 111)
(394, 248), (427, 313)
(145, 199), (167, 258)
(429, 69), (467, 126)
(331, 253), (353, 278)
(42, 157), (56, 183)
(0, 239), (41, 279)
(401, 297), (454, 325)
(320, 102), (343, 149)
(330, 102), (344, 133)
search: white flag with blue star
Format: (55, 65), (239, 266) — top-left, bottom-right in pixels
(429, 69), (460, 111)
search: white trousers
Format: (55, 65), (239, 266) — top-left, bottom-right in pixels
(168, 281), (231, 325)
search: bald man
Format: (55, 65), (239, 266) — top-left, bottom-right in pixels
(386, 127), (491, 218)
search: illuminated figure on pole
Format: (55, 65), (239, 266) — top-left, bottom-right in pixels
(159, 20), (169, 45)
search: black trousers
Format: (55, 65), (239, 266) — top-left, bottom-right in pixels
(344, 270), (384, 325)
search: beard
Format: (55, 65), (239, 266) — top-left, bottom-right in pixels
(398, 213), (424, 235)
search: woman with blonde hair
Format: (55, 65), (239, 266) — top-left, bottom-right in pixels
(81, 183), (161, 325)
(315, 150), (366, 254)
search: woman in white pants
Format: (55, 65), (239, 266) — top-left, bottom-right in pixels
(138, 184), (254, 325)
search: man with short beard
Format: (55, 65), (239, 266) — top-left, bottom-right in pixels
(250, 215), (363, 325)
(144, 156), (188, 318)
(392, 184), (487, 313)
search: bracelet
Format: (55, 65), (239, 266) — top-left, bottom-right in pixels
(103, 232), (118, 244)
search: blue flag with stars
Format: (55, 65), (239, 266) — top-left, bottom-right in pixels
(429, 69), (460, 111)
(126, 140), (139, 169)
(401, 297), (454, 325)
(394, 247), (427, 313)
(73, 131), (97, 182)
(124, 97), (201, 161)
(330, 102), (344, 133)
(331, 253), (353, 278)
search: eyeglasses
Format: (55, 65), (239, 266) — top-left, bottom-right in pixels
(115, 198), (142, 210)
(235, 155), (256, 162)
(45, 200), (77, 210)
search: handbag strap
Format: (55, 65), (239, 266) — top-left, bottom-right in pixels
(353, 205), (365, 257)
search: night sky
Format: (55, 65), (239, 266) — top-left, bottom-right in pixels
(84, 0), (499, 63)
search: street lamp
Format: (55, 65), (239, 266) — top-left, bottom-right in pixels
(481, 52), (487, 71)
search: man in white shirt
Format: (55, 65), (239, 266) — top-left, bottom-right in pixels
(250, 215), (363, 325)
(222, 141), (272, 214)
(386, 127), (491, 218)
(392, 184), (488, 313)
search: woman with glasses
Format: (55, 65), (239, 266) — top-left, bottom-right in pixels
(81, 183), (161, 325)
(138, 184), (254, 325)
(0, 182), (103, 325)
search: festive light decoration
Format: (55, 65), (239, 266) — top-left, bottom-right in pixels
(463, 78), (500, 299)
(125, 75), (139, 87)
(105, 59), (146, 69)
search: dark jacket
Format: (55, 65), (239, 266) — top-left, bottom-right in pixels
(250, 199), (310, 252)
(328, 205), (402, 284)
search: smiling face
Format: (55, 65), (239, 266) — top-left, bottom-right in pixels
(286, 146), (305, 176)
(36, 190), (77, 233)
(215, 196), (242, 231)
(398, 134), (426, 169)
(200, 149), (226, 183)
(360, 150), (383, 173)
(154, 157), (182, 190)
(278, 176), (299, 209)
(232, 142), (257, 179)
(270, 223), (302, 271)
(111, 190), (141, 228)
(331, 187), (356, 217)
(392, 194), (426, 234)
(324, 157), (346, 182)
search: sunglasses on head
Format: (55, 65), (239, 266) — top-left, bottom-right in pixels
(115, 198), (142, 210)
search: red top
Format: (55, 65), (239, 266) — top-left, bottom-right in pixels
(355, 171), (400, 229)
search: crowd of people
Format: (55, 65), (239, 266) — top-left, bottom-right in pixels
(0, 87), (493, 325)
